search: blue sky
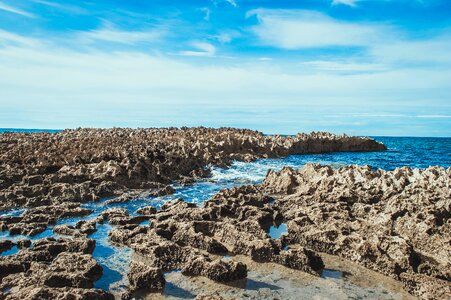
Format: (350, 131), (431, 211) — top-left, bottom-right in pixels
(0, 0), (450, 136)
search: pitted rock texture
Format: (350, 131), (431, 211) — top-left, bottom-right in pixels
(0, 128), (385, 210)
(0, 203), (93, 237)
(127, 260), (165, 292)
(108, 188), (325, 296)
(0, 237), (113, 299)
(260, 164), (451, 300)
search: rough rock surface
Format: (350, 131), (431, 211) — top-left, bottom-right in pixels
(0, 128), (389, 299)
(0, 237), (114, 299)
(127, 260), (165, 291)
(0, 128), (385, 210)
(260, 164), (451, 300)
(0, 203), (93, 237)
(109, 187), (325, 294)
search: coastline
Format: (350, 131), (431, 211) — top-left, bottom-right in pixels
(0, 128), (449, 300)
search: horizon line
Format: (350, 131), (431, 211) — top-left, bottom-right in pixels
(1, 127), (450, 138)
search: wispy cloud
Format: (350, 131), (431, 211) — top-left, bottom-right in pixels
(179, 42), (216, 57)
(370, 36), (451, 64)
(0, 1), (35, 18)
(213, 30), (241, 43)
(31, 0), (86, 14)
(0, 31), (449, 135)
(248, 8), (451, 67)
(211, 0), (238, 8)
(76, 23), (165, 45)
(226, 0), (238, 7)
(416, 115), (451, 119)
(332, 0), (359, 7)
(247, 9), (390, 49)
(0, 29), (40, 46)
(331, 0), (441, 7)
(199, 7), (211, 21)
(300, 60), (387, 72)
(0, 1), (449, 136)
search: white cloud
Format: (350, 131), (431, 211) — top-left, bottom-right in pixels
(200, 7), (211, 21)
(0, 30), (449, 135)
(226, 0), (238, 7)
(0, 33), (450, 105)
(0, 1), (35, 18)
(76, 22), (164, 45)
(211, 0), (238, 8)
(248, 9), (451, 67)
(332, 0), (359, 7)
(213, 30), (241, 43)
(0, 29), (41, 47)
(416, 115), (451, 119)
(247, 9), (391, 49)
(331, 0), (441, 7)
(179, 42), (216, 57)
(31, 0), (86, 14)
(300, 60), (387, 72)
(370, 36), (451, 64)
(216, 33), (233, 43)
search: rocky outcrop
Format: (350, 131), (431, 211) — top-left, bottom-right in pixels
(0, 239), (30, 255)
(261, 164), (451, 299)
(0, 128), (385, 210)
(0, 128), (392, 299)
(5, 287), (114, 300)
(0, 237), (113, 299)
(109, 186), (325, 295)
(127, 260), (165, 292)
(0, 203), (93, 237)
(53, 219), (97, 237)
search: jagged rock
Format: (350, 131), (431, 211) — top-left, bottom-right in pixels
(53, 221), (97, 237)
(16, 239), (31, 249)
(1, 203), (93, 237)
(0, 128), (391, 299)
(195, 293), (225, 300)
(43, 252), (103, 288)
(3, 286), (114, 300)
(0, 237), (103, 299)
(109, 185), (323, 287)
(0, 128), (384, 210)
(136, 206), (157, 215)
(127, 260), (165, 291)
(0, 240), (14, 253)
(261, 164), (451, 300)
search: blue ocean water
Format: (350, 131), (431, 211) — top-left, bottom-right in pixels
(0, 131), (450, 294)
(0, 128), (61, 133)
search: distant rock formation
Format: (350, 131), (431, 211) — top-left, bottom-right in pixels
(0, 127), (385, 210)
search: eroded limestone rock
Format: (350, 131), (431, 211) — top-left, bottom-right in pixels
(262, 164), (451, 299)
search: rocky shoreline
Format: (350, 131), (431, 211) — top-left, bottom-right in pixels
(2, 128), (449, 299)
(0, 127), (385, 211)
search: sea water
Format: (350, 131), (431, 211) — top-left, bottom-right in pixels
(0, 132), (450, 296)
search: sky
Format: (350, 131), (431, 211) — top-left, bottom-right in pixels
(0, 0), (450, 136)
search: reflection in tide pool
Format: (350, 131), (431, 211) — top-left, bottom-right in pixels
(321, 269), (343, 279)
(268, 223), (288, 240)
(0, 245), (19, 256)
(91, 223), (132, 292)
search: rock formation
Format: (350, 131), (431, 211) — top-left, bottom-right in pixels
(261, 164), (451, 299)
(0, 128), (385, 210)
(0, 237), (114, 299)
(4, 128), (423, 299)
(0, 203), (93, 237)
(108, 186), (325, 297)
